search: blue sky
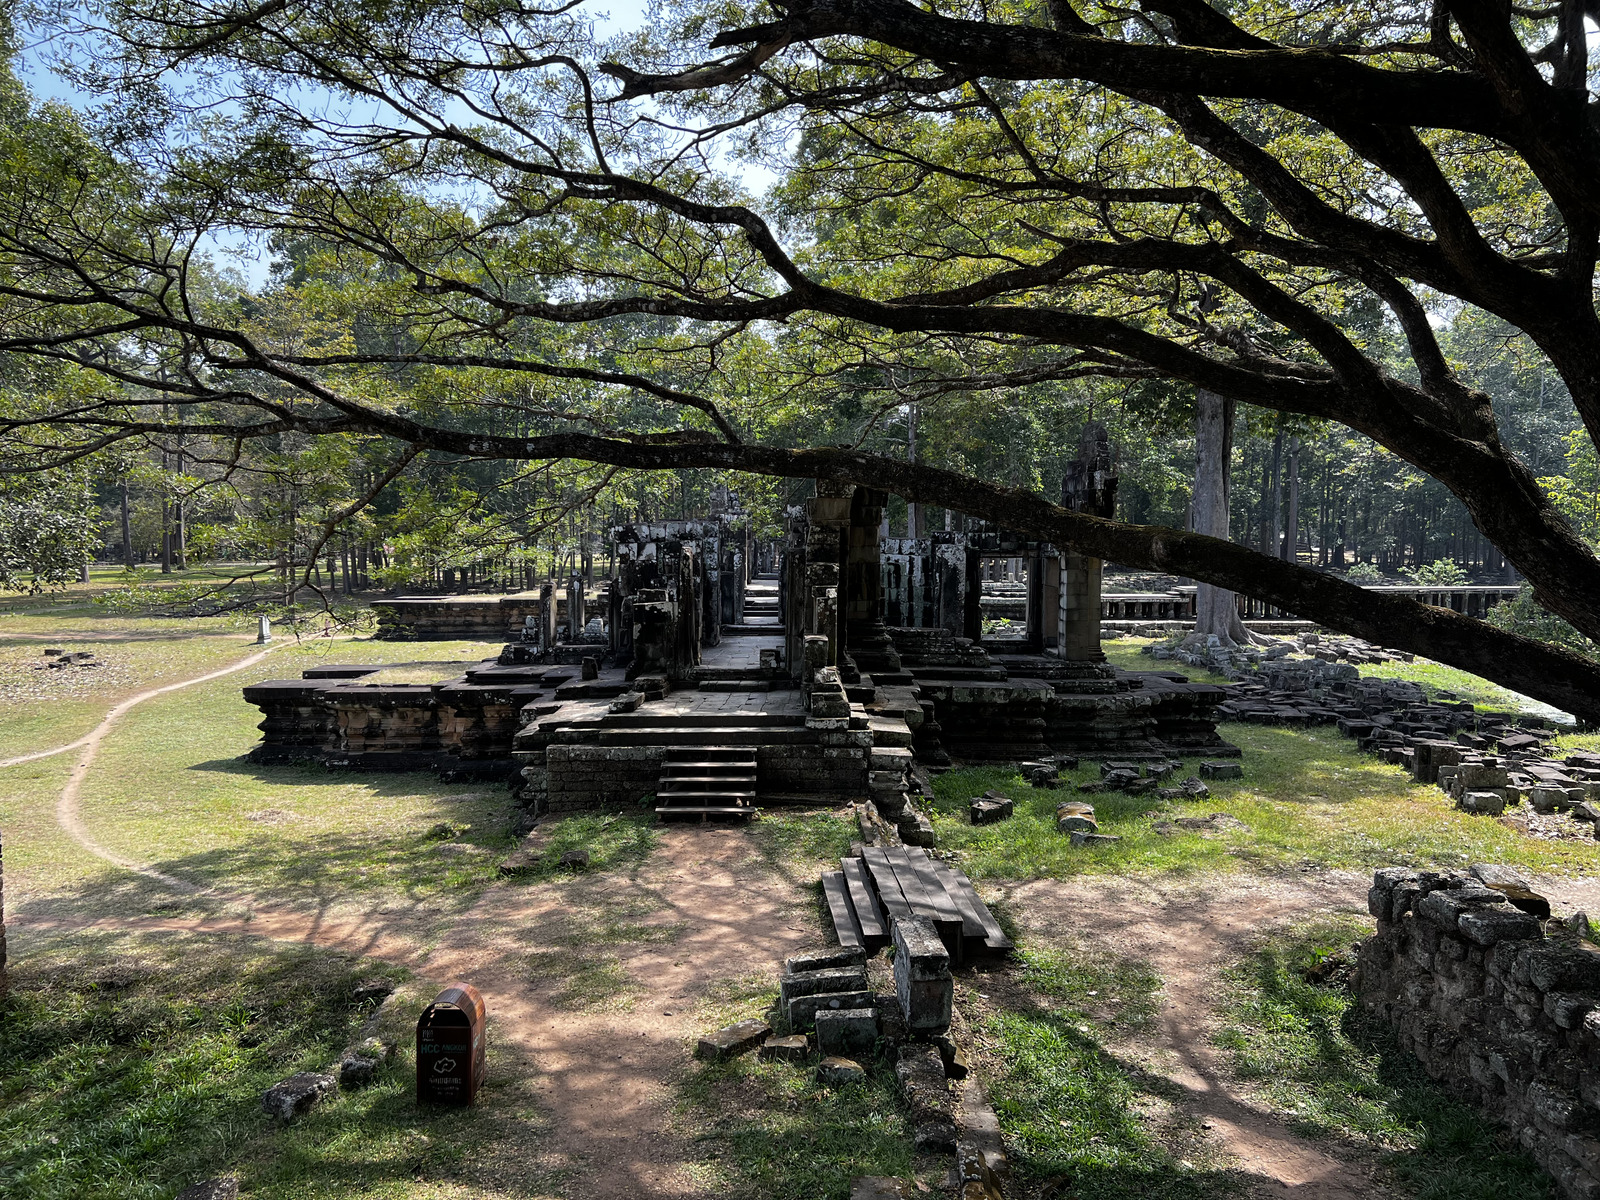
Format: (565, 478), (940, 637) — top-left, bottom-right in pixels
(13, 0), (705, 289)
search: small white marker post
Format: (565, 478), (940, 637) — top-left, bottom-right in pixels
(256, 615), (272, 644)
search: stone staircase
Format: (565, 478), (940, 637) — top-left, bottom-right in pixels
(742, 577), (781, 626)
(655, 747), (758, 820)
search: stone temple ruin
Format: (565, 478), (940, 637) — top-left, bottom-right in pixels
(241, 435), (1235, 825)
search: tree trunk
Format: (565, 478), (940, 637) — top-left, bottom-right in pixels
(120, 481), (133, 569)
(160, 502), (172, 574)
(1283, 436), (1300, 562)
(1189, 390), (1253, 643)
(906, 405), (923, 538)
(1267, 427), (1283, 557)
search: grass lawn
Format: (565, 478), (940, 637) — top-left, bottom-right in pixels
(1214, 916), (1552, 1200)
(0, 928), (559, 1200)
(1, 628), (521, 931)
(929, 723), (1600, 883)
(963, 945), (1239, 1200)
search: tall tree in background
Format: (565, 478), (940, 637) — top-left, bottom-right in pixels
(1189, 389), (1252, 644)
(5, 1), (1600, 715)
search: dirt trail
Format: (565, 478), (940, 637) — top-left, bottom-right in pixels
(13, 827), (816, 1200)
(1009, 871), (1383, 1199)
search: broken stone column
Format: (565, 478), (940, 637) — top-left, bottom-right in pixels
(1058, 423), (1117, 662)
(569, 574), (586, 640)
(540, 580), (558, 651)
(893, 915), (953, 1036)
(844, 486), (900, 672)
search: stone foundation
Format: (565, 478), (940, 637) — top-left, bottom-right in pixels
(519, 739), (870, 813)
(373, 595), (546, 640)
(1360, 867), (1600, 1199)
(242, 663), (547, 776)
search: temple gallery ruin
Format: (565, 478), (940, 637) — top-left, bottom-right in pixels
(242, 456), (1236, 825)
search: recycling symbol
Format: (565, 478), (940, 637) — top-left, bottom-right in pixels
(432, 1057), (457, 1073)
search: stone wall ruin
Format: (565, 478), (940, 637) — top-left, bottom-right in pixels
(1361, 867), (1600, 1200)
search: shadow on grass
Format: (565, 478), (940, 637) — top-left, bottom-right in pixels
(1216, 916), (1554, 1200)
(979, 942), (1246, 1199)
(12, 811), (518, 932)
(0, 927), (561, 1200)
(676, 1047), (914, 1200)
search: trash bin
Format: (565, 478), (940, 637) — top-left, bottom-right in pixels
(416, 981), (486, 1104)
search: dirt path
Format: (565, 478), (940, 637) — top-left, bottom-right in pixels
(6, 643), (828, 1197)
(1008, 871), (1383, 1198)
(12, 827), (817, 1200)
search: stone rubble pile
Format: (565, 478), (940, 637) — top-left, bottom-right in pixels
(1195, 659), (1592, 832)
(1149, 630), (1410, 679)
(697, 915), (1009, 1200)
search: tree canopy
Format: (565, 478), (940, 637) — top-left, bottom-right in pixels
(4, 0), (1600, 716)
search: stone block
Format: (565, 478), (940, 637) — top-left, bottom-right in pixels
(970, 797), (1013, 825)
(789, 989), (875, 1030)
(338, 1051), (382, 1089)
(759, 1034), (811, 1063)
(896, 1044), (952, 1123)
(815, 1007), (879, 1058)
(1545, 992), (1597, 1030)
(1199, 760), (1242, 780)
(956, 1141), (1005, 1200)
(785, 947), (867, 975)
(261, 1072), (336, 1121)
(1459, 907), (1544, 947)
(1418, 886), (1504, 930)
(897, 810), (936, 847)
(1459, 762), (1510, 789)
(1458, 790), (1507, 816)
(1531, 787), (1576, 814)
(780, 966), (871, 1005)
(696, 1019), (771, 1061)
(817, 1055), (867, 1086)
(1529, 1081), (1583, 1130)
(893, 916), (953, 1036)
(1529, 947), (1600, 995)
(914, 1115), (959, 1151)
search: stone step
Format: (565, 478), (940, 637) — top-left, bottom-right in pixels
(659, 773), (759, 784)
(656, 788), (757, 800)
(867, 717), (914, 747)
(654, 804), (756, 818)
(870, 746), (914, 770)
(662, 747), (763, 762)
(580, 728), (819, 746)
(601, 713), (803, 728)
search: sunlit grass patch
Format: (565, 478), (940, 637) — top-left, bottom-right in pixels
(976, 943), (1236, 1199)
(1215, 915), (1553, 1200)
(749, 806), (859, 880)
(506, 810), (659, 882)
(676, 1039), (913, 1200)
(930, 724), (1600, 880)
